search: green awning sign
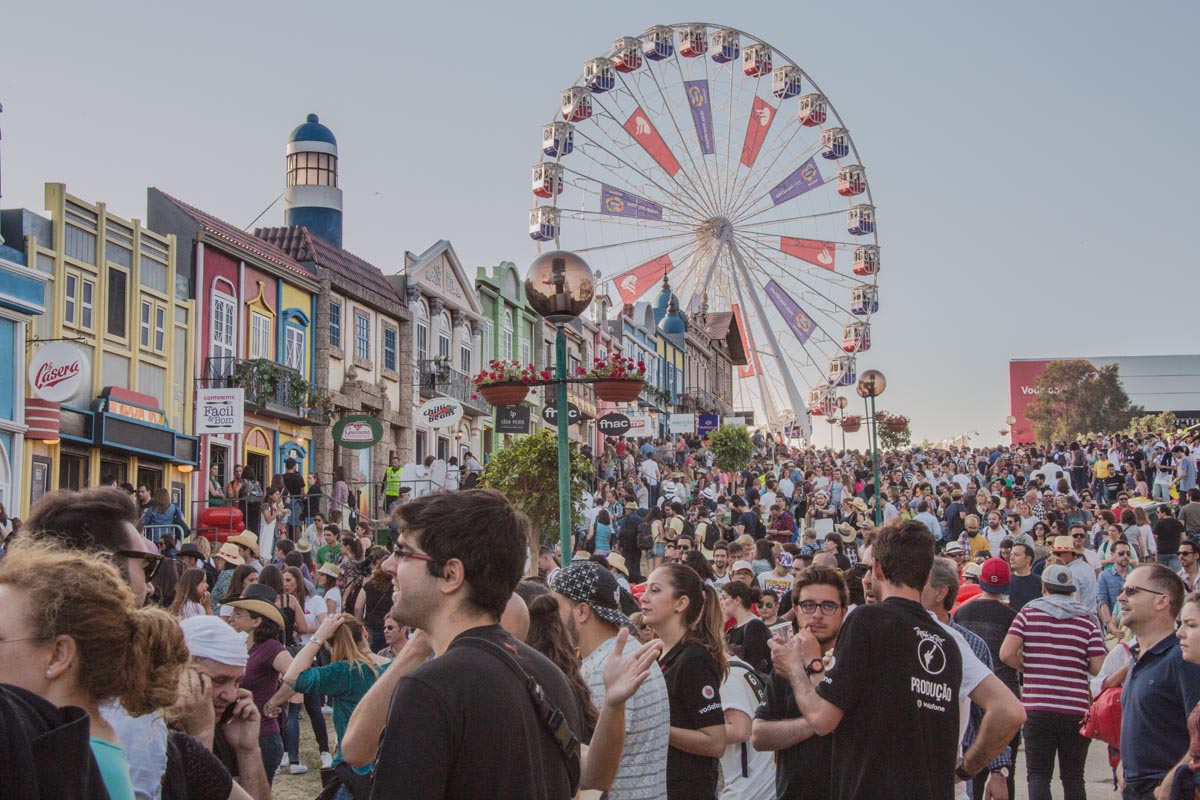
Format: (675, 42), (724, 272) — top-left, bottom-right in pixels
(333, 414), (383, 449)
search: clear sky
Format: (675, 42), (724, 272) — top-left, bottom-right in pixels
(2, 0), (1196, 447)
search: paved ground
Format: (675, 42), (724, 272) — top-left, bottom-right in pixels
(1014, 741), (1122, 799)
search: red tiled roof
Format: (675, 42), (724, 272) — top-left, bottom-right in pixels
(255, 226), (401, 303)
(152, 190), (314, 280)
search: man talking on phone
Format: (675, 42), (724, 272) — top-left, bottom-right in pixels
(751, 565), (847, 799)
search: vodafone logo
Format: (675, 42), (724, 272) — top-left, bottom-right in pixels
(28, 342), (90, 403)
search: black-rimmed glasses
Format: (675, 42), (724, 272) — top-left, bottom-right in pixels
(797, 600), (842, 616)
(115, 550), (164, 580)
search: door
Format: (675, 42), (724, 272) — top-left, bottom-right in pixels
(245, 453), (268, 488)
(59, 453), (89, 491)
(137, 466), (164, 493)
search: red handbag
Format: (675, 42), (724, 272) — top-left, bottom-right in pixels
(1080, 684), (1123, 748)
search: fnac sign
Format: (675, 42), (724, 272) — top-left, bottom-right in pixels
(28, 342), (90, 403)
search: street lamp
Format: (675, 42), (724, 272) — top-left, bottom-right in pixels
(525, 250), (595, 559)
(836, 395), (849, 451)
(856, 369), (887, 526)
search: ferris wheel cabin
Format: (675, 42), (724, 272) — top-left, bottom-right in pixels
(743, 43), (773, 77)
(841, 321), (871, 353)
(711, 29), (740, 63)
(560, 87), (593, 122)
(827, 355), (857, 387)
(852, 245), (880, 276)
(847, 204), (875, 236)
(611, 37), (643, 72)
(772, 66), (803, 99)
(529, 207), (559, 242)
(837, 165), (866, 197)
(584, 58), (616, 93)
(642, 26), (675, 60)
(808, 386), (837, 416)
(542, 122), (575, 158)
(821, 127), (850, 159)
(532, 163), (564, 198)
(798, 93), (828, 127)
(850, 286), (879, 316)
(679, 26), (708, 57)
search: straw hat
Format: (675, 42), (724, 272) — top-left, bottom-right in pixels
(223, 584), (286, 628)
(226, 532), (260, 557)
(316, 562), (342, 579)
(295, 538), (313, 554)
(215, 542), (245, 566)
(604, 552), (629, 577)
(837, 522), (858, 543)
(850, 498), (869, 514)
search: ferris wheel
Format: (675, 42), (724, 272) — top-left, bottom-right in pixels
(528, 23), (880, 439)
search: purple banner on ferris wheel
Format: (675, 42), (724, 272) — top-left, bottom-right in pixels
(765, 279), (816, 345)
(600, 185), (664, 221)
(769, 157), (825, 205)
(684, 80), (715, 155)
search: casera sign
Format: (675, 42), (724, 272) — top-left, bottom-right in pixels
(418, 397), (464, 429)
(28, 342), (90, 403)
(597, 412), (631, 436)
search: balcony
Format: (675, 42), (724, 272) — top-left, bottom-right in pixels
(677, 385), (732, 416)
(418, 358), (489, 416)
(202, 357), (332, 426)
(639, 383), (672, 410)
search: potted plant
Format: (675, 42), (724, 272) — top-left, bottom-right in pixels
(840, 414), (862, 433)
(473, 360), (547, 406)
(876, 411), (910, 434)
(579, 352), (646, 403)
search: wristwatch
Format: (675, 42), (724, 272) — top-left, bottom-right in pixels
(991, 766), (1011, 779)
(954, 758), (976, 782)
(803, 658), (825, 676)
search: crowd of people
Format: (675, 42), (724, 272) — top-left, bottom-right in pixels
(1, 428), (1200, 799)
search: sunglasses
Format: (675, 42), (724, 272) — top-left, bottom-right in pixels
(1120, 585), (1166, 599)
(1113, 550), (1131, 557)
(115, 550), (165, 580)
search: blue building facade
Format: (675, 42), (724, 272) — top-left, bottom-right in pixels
(0, 236), (47, 513)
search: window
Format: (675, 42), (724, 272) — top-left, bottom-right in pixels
(287, 152), (338, 188)
(520, 342), (530, 366)
(415, 430), (427, 464)
(141, 258), (168, 293)
(502, 310), (513, 359)
(483, 321), (493, 361)
(328, 300), (342, 349)
(64, 273), (78, 325)
(439, 312), (452, 358)
(211, 292), (236, 369)
(460, 344), (471, 374)
(250, 312), (272, 359)
(154, 305), (166, 352)
(140, 300), (152, 348)
(416, 321), (429, 364)
(81, 279), (95, 330)
(354, 311), (370, 362)
(383, 326), (397, 373)
(107, 270), (127, 337)
(285, 326), (305, 372)
(438, 332), (451, 359)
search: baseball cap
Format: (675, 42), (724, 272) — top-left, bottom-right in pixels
(549, 561), (631, 628)
(732, 560), (754, 574)
(979, 558), (1010, 593)
(1051, 535), (1075, 553)
(777, 552), (794, 569)
(1042, 564), (1076, 593)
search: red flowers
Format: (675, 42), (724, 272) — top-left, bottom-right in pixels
(578, 351), (648, 381)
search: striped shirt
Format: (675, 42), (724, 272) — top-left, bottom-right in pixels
(1009, 606), (1105, 716)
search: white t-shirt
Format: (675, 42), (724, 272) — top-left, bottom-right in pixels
(756, 571), (795, 600)
(181, 600), (208, 620)
(581, 635), (670, 799)
(935, 620), (990, 800)
(298, 595), (325, 643)
(985, 527), (1007, 554)
(719, 660), (775, 800)
(323, 586), (343, 616)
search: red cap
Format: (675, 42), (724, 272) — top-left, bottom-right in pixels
(979, 557), (1011, 593)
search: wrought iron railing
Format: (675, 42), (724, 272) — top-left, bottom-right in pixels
(417, 358), (490, 415)
(201, 356), (332, 424)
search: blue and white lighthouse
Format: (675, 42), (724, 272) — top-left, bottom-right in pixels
(284, 113), (342, 247)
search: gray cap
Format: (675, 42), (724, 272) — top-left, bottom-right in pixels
(1042, 564), (1076, 593)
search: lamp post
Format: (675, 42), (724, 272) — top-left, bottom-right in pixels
(525, 250), (594, 560)
(836, 395), (849, 451)
(856, 369), (887, 526)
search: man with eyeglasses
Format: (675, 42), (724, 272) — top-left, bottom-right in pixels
(751, 565), (847, 800)
(1096, 540), (1133, 634)
(1117, 565), (1200, 799)
(1177, 540), (1200, 593)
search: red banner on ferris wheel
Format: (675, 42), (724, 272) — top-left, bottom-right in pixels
(614, 254), (674, 305)
(624, 108), (681, 177)
(740, 97), (777, 169)
(779, 237), (837, 270)
(732, 303), (762, 378)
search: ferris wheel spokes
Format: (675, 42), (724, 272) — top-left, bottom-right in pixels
(734, 234), (859, 326)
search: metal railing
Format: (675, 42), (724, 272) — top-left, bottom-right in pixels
(417, 359), (490, 415)
(201, 356), (328, 425)
(143, 523), (188, 545)
(677, 385), (731, 415)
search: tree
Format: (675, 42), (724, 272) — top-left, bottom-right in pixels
(1125, 410), (1178, 439)
(479, 430), (594, 569)
(1025, 360), (1141, 444)
(708, 424), (755, 473)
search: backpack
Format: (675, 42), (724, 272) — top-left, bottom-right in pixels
(755, 515), (769, 540)
(637, 521), (654, 551)
(678, 517), (696, 542)
(698, 521), (718, 551)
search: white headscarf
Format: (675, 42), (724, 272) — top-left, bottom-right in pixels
(180, 616), (248, 667)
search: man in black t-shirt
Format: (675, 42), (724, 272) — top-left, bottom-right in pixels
(769, 520), (964, 800)
(367, 490), (586, 800)
(753, 566), (848, 799)
(1155, 503), (1186, 571)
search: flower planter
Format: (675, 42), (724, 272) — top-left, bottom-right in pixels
(884, 421), (907, 433)
(478, 382), (530, 406)
(840, 420), (861, 433)
(593, 379), (644, 403)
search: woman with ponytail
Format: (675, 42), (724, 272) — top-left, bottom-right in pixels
(639, 563), (728, 800)
(0, 541), (190, 800)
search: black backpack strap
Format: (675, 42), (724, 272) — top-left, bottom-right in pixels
(455, 637), (581, 792)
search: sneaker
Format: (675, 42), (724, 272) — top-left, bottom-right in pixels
(320, 751), (333, 769)
(275, 763), (288, 775)
(288, 763), (308, 775)
(321, 705), (333, 715)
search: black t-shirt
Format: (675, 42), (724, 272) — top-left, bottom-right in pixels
(737, 510), (760, 537)
(659, 640), (724, 800)
(755, 671), (833, 799)
(726, 617), (772, 675)
(815, 597), (963, 800)
(282, 470), (305, 499)
(1007, 573), (1042, 612)
(162, 730), (233, 800)
(953, 598), (1019, 696)
(1155, 517), (1185, 555)
(371, 624), (584, 800)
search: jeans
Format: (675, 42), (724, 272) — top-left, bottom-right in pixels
(260, 732), (283, 785)
(1154, 482), (1173, 502)
(284, 692), (330, 763)
(1023, 710), (1091, 800)
(620, 543), (644, 583)
(1122, 782), (1159, 800)
(1159, 553), (1181, 572)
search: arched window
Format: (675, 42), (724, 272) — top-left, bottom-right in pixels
(438, 311), (453, 358)
(502, 310), (514, 359)
(416, 300), (429, 365)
